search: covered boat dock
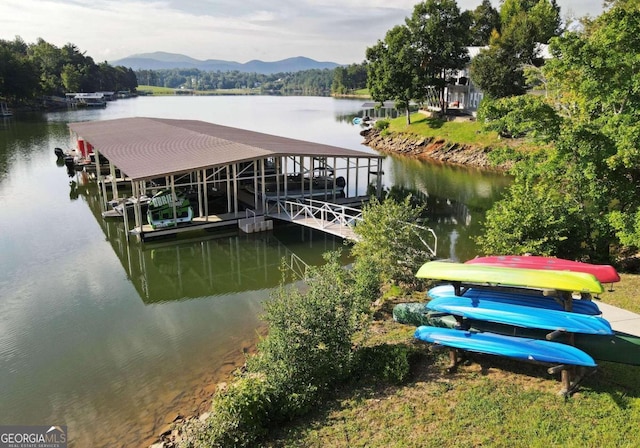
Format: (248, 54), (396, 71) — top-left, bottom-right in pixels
(67, 117), (384, 241)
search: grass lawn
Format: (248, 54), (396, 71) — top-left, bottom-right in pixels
(387, 112), (502, 147)
(137, 85), (261, 95)
(263, 279), (640, 447)
(137, 84), (175, 95)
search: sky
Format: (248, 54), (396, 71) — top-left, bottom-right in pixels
(0, 0), (604, 65)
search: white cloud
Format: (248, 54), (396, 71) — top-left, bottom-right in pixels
(0, 0), (604, 64)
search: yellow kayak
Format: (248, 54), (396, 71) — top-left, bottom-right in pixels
(416, 260), (604, 294)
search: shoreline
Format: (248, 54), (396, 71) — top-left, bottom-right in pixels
(360, 127), (514, 172)
(144, 326), (268, 448)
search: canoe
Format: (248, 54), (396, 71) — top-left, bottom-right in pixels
(414, 326), (597, 367)
(394, 303), (640, 366)
(427, 284), (602, 315)
(466, 255), (620, 284)
(416, 261), (604, 294)
(426, 296), (613, 335)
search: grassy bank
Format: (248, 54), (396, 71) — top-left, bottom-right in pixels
(137, 85), (261, 95)
(388, 113), (499, 147)
(261, 279), (640, 447)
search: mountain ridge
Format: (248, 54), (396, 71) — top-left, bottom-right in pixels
(110, 52), (341, 74)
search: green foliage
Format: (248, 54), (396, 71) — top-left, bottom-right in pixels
(478, 123), (619, 262)
(471, 0), (561, 98)
(366, 25), (420, 125)
(193, 251), (374, 447)
(486, 145), (524, 166)
(351, 196), (433, 288)
(332, 62), (368, 94)
(470, 46), (526, 99)
(478, 95), (561, 140)
(467, 0), (501, 46)
(351, 344), (415, 384)
(374, 119), (390, 131)
(366, 0), (470, 124)
(0, 36), (137, 102)
(476, 159), (579, 256)
(507, 1), (640, 255)
(137, 67), (335, 95)
(195, 375), (275, 448)
(406, 0), (471, 89)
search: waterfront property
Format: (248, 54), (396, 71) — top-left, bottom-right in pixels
(67, 117), (384, 241)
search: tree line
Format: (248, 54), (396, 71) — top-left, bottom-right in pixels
(0, 37), (138, 104)
(135, 67), (335, 95)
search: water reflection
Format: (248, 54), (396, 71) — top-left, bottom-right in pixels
(76, 179), (345, 305)
(382, 154), (512, 261)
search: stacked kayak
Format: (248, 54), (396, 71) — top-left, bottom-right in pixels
(466, 255), (620, 284)
(410, 258), (633, 369)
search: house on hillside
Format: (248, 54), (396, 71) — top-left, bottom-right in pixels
(426, 44), (551, 116)
(444, 46), (486, 114)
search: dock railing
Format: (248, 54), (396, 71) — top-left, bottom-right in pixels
(267, 198), (363, 237)
(266, 198), (437, 256)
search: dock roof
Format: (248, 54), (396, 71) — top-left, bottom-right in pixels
(68, 117), (381, 181)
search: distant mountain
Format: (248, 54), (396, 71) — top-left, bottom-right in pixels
(109, 52), (340, 74)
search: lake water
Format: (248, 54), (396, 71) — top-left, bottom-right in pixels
(0, 96), (510, 447)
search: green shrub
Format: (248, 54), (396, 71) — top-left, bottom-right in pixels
(478, 95), (561, 141)
(375, 119), (390, 131)
(487, 145), (524, 166)
(196, 374), (275, 448)
(190, 251), (374, 447)
(352, 196), (433, 288)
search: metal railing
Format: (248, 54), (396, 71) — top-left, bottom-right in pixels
(266, 198), (437, 256)
(267, 198), (363, 236)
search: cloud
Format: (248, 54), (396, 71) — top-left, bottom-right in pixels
(0, 0), (604, 64)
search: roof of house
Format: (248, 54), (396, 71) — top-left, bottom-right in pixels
(68, 117), (381, 181)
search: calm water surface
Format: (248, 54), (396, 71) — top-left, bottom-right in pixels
(0, 96), (510, 447)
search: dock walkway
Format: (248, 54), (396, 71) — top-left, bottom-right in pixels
(266, 198), (363, 241)
(598, 302), (640, 337)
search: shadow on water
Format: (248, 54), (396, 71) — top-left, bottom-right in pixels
(0, 115), (69, 183)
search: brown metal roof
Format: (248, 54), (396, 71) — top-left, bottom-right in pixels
(67, 117), (381, 181)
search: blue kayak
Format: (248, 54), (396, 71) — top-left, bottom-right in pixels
(415, 326), (597, 367)
(428, 284), (602, 315)
(426, 295), (613, 335)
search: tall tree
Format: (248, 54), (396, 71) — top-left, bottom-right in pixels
(0, 38), (38, 101)
(471, 0), (561, 98)
(366, 25), (420, 124)
(469, 0), (501, 46)
(405, 0), (470, 113)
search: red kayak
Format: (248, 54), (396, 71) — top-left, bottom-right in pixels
(466, 255), (620, 284)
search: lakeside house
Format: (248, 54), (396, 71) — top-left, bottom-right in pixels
(426, 44), (552, 116)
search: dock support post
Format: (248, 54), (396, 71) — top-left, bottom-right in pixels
(355, 158), (359, 198)
(226, 166), (231, 214)
(109, 160), (118, 201)
(170, 175), (178, 223)
(253, 160), (259, 209)
(203, 169), (209, 221)
(233, 164), (239, 217)
(376, 159), (383, 199)
(261, 158), (266, 212)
